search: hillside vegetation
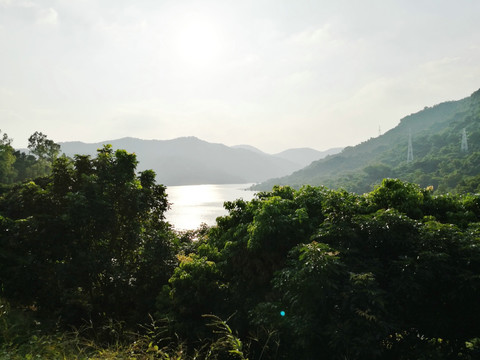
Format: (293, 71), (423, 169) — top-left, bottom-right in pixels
(255, 88), (480, 193)
(1, 142), (480, 358)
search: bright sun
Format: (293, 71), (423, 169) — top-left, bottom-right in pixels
(173, 14), (223, 68)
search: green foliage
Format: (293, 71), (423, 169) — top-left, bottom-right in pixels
(27, 131), (60, 164)
(161, 253), (228, 341)
(1, 298), (249, 359)
(203, 314), (249, 360)
(0, 130), (16, 184)
(272, 242), (388, 359)
(12, 150), (40, 183)
(3, 128), (480, 359)
(0, 131), (61, 185)
(162, 180), (480, 359)
(367, 178), (427, 218)
(24, 131), (61, 179)
(0, 146), (176, 327)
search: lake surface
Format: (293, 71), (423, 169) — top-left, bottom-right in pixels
(165, 183), (257, 230)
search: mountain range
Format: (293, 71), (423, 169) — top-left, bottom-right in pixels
(59, 87), (480, 192)
(59, 137), (341, 186)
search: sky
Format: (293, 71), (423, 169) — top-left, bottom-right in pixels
(1, 0), (480, 154)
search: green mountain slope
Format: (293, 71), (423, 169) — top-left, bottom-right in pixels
(254, 88), (480, 193)
(274, 147), (343, 167)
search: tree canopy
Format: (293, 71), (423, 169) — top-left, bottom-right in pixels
(0, 130), (60, 186)
(0, 146), (176, 326)
(160, 179), (480, 359)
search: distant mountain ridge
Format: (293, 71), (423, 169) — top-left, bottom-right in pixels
(231, 144), (266, 155)
(274, 147), (343, 167)
(232, 144), (343, 167)
(59, 136), (340, 186)
(254, 88), (480, 193)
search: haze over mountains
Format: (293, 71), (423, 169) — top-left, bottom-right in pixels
(59, 137), (341, 186)
(274, 147), (343, 168)
(231, 144), (343, 167)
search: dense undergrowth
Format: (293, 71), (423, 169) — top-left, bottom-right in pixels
(0, 300), (248, 359)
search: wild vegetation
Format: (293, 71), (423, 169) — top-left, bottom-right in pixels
(0, 131), (60, 186)
(1, 129), (480, 358)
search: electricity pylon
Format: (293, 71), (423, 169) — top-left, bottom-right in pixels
(407, 129), (413, 162)
(461, 128), (468, 152)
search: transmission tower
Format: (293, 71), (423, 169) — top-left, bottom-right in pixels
(407, 129), (413, 162)
(461, 128), (468, 152)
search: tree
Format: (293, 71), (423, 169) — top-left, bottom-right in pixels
(0, 146), (176, 326)
(12, 150), (38, 182)
(0, 130), (16, 184)
(27, 131), (60, 164)
(262, 242), (388, 359)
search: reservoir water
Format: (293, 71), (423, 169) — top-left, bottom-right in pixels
(165, 183), (257, 230)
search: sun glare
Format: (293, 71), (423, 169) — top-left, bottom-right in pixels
(173, 14), (223, 68)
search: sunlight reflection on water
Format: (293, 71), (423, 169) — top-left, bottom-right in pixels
(165, 183), (256, 230)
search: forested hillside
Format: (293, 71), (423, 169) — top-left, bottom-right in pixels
(255, 88), (480, 193)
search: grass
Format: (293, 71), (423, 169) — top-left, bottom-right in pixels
(0, 299), (250, 360)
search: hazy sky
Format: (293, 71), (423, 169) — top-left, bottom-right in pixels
(1, 0), (480, 153)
